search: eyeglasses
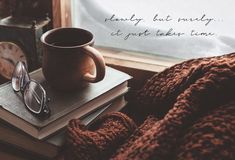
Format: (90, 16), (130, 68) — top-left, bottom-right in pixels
(11, 61), (50, 116)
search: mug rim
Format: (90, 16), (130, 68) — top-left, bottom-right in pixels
(40, 27), (95, 49)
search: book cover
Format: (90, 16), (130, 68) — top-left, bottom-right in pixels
(0, 67), (131, 139)
(0, 96), (127, 159)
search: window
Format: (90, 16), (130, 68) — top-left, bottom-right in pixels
(71, 0), (235, 60)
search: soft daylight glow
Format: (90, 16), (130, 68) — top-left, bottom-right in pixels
(72, 0), (235, 59)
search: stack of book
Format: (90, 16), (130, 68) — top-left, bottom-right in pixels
(0, 66), (131, 159)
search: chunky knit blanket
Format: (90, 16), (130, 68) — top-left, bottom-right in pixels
(64, 53), (235, 160)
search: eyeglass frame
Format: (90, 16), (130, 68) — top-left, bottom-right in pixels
(11, 61), (50, 116)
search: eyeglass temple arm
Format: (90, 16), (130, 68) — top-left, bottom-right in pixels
(31, 90), (42, 105)
(31, 90), (50, 114)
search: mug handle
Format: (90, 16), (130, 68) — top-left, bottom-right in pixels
(82, 46), (106, 82)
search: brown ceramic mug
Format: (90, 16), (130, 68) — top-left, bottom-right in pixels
(40, 27), (106, 91)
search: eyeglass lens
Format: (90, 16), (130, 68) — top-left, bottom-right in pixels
(12, 62), (30, 92)
(24, 81), (44, 114)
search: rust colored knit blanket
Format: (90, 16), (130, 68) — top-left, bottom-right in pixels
(65, 53), (235, 160)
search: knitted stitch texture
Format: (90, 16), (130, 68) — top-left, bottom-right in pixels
(64, 112), (137, 160)
(65, 53), (235, 160)
(176, 102), (235, 160)
(135, 53), (235, 118)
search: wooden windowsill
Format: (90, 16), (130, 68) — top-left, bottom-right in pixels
(96, 46), (184, 89)
(96, 46), (183, 72)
